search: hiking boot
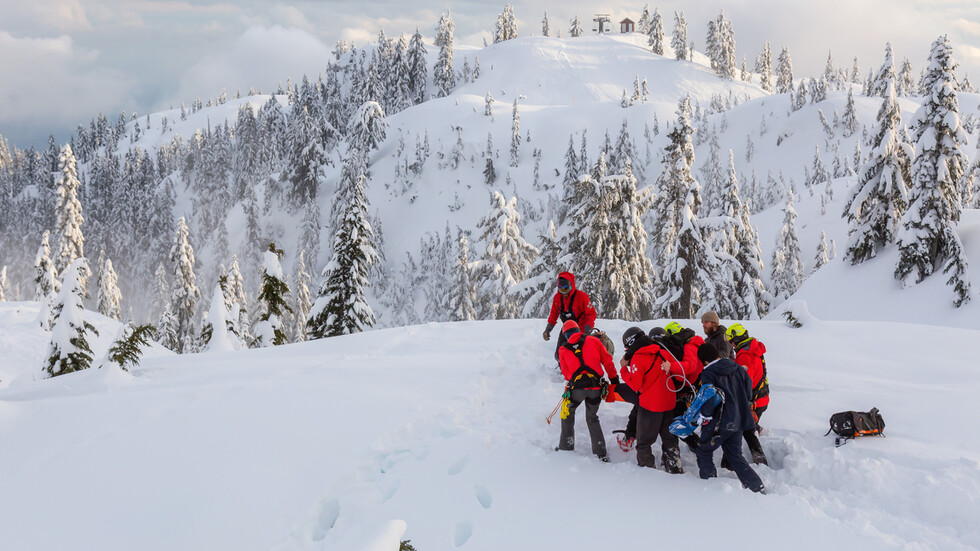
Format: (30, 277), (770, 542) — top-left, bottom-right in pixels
(616, 433), (636, 452)
(598, 455), (610, 463)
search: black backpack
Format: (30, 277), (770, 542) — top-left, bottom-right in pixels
(825, 407), (886, 447)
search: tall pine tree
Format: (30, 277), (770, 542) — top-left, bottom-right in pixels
(895, 36), (972, 306)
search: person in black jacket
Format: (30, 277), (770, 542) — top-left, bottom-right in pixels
(692, 343), (765, 494)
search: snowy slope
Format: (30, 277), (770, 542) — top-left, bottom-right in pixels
(86, 32), (980, 329)
(1, 301), (978, 550)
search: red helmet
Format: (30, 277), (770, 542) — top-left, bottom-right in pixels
(561, 320), (579, 333)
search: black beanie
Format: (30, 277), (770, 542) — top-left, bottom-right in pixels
(697, 342), (720, 365)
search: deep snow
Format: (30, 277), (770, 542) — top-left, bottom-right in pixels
(1, 301), (978, 550)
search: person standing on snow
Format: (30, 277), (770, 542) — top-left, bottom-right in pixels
(619, 327), (685, 473)
(663, 321), (706, 453)
(556, 320), (617, 461)
(700, 311), (733, 359)
(727, 323), (770, 465)
(692, 342), (766, 493)
(542, 272), (597, 361)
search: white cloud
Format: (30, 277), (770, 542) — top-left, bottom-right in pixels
(171, 25), (332, 106)
(0, 31), (136, 145)
(953, 17), (980, 36)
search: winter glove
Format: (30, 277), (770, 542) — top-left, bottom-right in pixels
(582, 325), (593, 335)
(542, 329), (551, 341)
(697, 415), (713, 426)
(609, 376), (620, 386)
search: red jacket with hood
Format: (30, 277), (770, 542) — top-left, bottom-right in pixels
(620, 344), (685, 412)
(547, 272), (597, 330)
(734, 337), (769, 409)
(558, 331), (617, 385)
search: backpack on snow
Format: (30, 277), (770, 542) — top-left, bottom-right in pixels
(824, 407), (885, 447)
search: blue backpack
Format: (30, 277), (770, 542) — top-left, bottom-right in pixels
(669, 384), (725, 438)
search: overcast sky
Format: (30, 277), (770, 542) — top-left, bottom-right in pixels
(1, 0), (978, 149)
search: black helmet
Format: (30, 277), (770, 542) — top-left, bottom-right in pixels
(648, 326), (666, 339)
(622, 326), (644, 349)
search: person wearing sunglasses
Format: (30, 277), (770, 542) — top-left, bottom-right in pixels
(543, 271), (597, 362)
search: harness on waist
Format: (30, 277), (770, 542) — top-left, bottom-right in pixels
(562, 337), (602, 389)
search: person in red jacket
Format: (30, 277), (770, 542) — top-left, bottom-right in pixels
(727, 323), (770, 465)
(663, 321), (706, 454)
(543, 272), (598, 362)
(556, 320), (617, 461)
(619, 326), (685, 473)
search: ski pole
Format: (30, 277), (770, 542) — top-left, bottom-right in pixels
(546, 395), (564, 425)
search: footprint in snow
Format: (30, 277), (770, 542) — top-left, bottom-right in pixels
(474, 485), (492, 509)
(448, 456), (469, 476)
(454, 520), (473, 547)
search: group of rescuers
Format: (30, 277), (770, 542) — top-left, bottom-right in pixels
(543, 271), (769, 494)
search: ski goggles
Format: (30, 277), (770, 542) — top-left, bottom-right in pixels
(557, 280), (571, 291)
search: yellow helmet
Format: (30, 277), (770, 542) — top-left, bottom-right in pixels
(664, 321), (683, 336)
(726, 323), (748, 341)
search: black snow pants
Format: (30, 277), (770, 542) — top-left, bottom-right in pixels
(558, 388), (607, 458)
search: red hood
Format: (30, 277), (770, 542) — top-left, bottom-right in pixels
(558, 271), (577, 293)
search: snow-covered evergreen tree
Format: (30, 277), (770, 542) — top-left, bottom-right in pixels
(776, 47), (794, 94)
(813, 231), (831, 273)
(406, 29), (428, 104)
(648, 8), (664, 55)
(844, 76), (912, 264)
(298, 198), (321, 271)
(434, 11), (457, 98)
(592, 159), (655, 320)
(167, 217), (201, 353)
(870, 42), (896, 98)
(348, 101), (388, 156)
(53, 144), (85, 278)
(515, 220), (562, 318)
(253, 244), (291, 347)
(560, 153), (606, 293)
(474, 191), (538, 319)
(201, 281), (242, 352)
(756, 42), (773, 93)
(651, 96), (721, 318)
(569, 15), (583, 37)
(96, 257), (122, 321)
(282, 106), (331, 210)
(446, 230), (479, 322)
(293, 250), (312, 342)
(308, 172), (378, 338)
(34, 230), (60, 302)
(510, 98), (521, 167)
(226, 256), (250, 346)
(484, 132), (497, 186)
(895, 36), (971, 306)
(494, 4), (518, 43)
(770, 190), (805, 302)
(541, 11), (550, 37)
(44, 259), (98, 378)
(637, 5), (652, 34)
(671, 12), (688, 61)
